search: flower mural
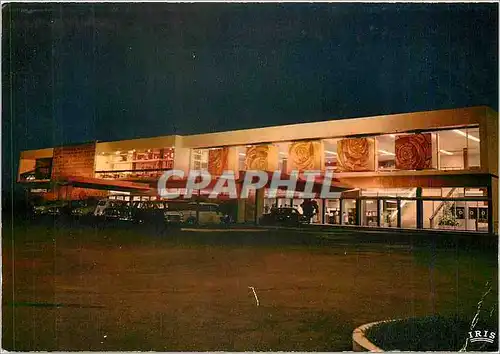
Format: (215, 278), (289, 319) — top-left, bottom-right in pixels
(287, 141), (323, 172)
(245, 145), (278, 171)
(208, 148), (229, 176)
(337, 138), (375, 171)
(395, 133), (432, 170)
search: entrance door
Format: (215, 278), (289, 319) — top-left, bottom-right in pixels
(361, 199), (378, 226)
(380, 199), (398, 228)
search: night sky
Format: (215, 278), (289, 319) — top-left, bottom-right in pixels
(2, 3), (498, 199)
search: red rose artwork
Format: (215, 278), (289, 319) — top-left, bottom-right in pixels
(395, 133), (432, 170)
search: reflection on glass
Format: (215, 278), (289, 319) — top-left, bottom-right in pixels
(342, 199), (356, 225)
(377, 135), (396, 171)
(95, 148), (175, 179)
(191, 149), (209, 171)
(466, 127), (481, 169)
(381, 199), (398, 228)
(323, 138), (339, 171)
(325, 199), (341, 225)
(400, 200), (416, 228)
(361, 199), (378, 226)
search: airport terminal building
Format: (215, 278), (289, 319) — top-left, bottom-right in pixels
(18, 106), (498, 234)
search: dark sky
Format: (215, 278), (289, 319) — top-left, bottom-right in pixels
(2, 3), (498, 197)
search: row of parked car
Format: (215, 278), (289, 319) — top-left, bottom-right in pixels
(31, 198), (230, 226)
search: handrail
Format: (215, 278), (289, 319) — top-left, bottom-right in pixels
(429, 188), (457, 228)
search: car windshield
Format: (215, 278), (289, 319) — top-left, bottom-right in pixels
(97, 200), (107, 206)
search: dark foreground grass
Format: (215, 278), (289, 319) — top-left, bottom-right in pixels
(365, 315), (499, 351)
(2, 218), (498, 351)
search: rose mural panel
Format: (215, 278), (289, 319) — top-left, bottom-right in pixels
(395, 133), (432, 170)
(245, 145), (278, 171)
(287, 141), (324, 173)
(337, 138), (376, 172)
(208, 148), (229, 176)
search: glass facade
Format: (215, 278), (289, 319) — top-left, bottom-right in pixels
(188, 126), (481, 176)
(191, 149), (209, 171)
(95, 148), (175, 179)
(259, 186), (490, 232)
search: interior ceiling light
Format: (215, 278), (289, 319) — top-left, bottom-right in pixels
(325, 150), (338, 155)
(439, 149), (453, 155)
(453, 129), (480, 142)
(378, 149), (396, 156)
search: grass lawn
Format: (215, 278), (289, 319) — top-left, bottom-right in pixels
(2, 218), (498, 351)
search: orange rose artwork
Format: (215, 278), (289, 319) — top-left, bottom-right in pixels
(395, 133), (432, 170)
(288, 141), (323, 172)
(245, 145), (278, 171)
(337, 138), (375, 171)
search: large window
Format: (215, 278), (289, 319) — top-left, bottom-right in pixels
(325, 199), (341, 224)
(342, 199), (357, 225)
(361, 199), (378, 226)
(376, 135), (396, 171)
(191, 149), (209, 171)
(422, 187), (488, 232)
(466, 127), (480, 169)
(437, 127), (481, 170)
(95, 148), (174, 179)
(321, 126), (480, 173)
(323, 139), (339, 172)
(276, 142), (289, 173)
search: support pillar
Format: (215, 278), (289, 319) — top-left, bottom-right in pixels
(255, 188), (265, 225)
(397, 199), (402, 228)
(355, 199), (361, 226)
(487, 183), (494, 234)
(416, 187), (423, 229)
(339, 199), (344, 225)
(237, 198), (246, 223)
(376, 199), (381, 227)
(321, 199), (326, 224)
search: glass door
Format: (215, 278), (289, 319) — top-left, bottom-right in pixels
(380, 199), (398, 228)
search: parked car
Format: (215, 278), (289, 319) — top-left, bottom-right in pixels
(33, 201), (68, 216)
(131, 200), (183, 226)
(182, 202), (223, 225)
(259, 207), (307, 227)
(102, 200), (132, 221)
(71, 199), (99, 217)
(94, 199), (111, 216)
(94, 198), (129, 217)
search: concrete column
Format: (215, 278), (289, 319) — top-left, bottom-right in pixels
(376, 199), (381, 227)
(487, 182), (496, 234)
(492, 177), (498, 234)
(255, 188), (265, 224)
(173, 140), (191, 175)
(416, 187), (423, 229)
(226, 146), (239, 175)
(355, 199), (361, 226)
(321, 199), (326, 224)
(237, 198), (246, 223)
(397, 199), (402, 228)
(339, 199), (344, 225)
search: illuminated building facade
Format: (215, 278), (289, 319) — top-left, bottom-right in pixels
(18, 106), (498, 233)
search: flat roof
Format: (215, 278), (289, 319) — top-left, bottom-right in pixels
(20, 106), (497, 155)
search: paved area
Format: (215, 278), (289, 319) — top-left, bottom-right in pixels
(2, 220), (498, 351)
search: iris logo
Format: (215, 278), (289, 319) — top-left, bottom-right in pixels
(468, 330), (496, 344)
